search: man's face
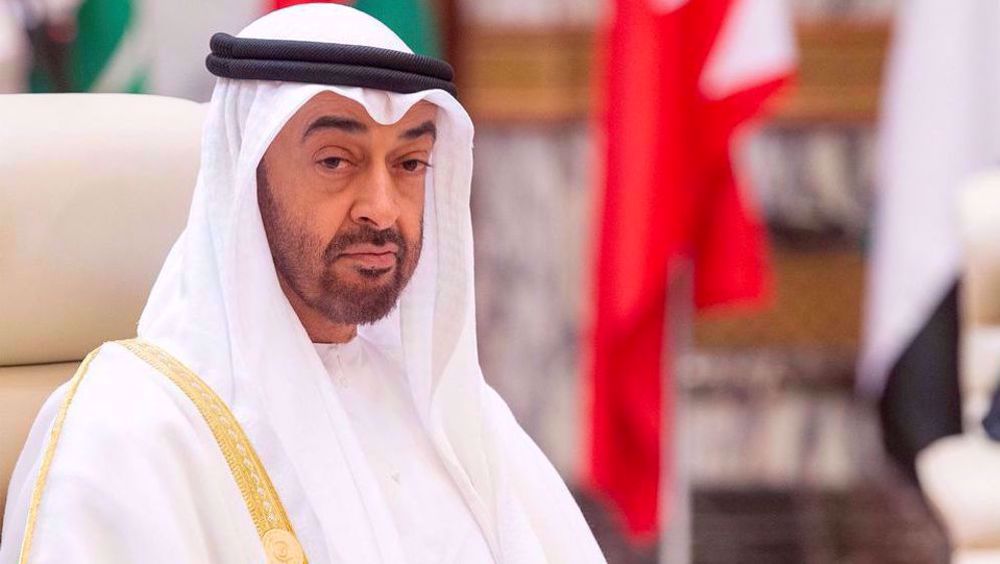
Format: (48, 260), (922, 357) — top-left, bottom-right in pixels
(258, 91), (437, 325)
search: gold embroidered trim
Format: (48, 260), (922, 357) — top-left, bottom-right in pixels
(18, 348), (101, 564)
(117, 338), (307, 564)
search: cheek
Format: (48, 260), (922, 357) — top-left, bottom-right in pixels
(276, 208), (326, 266)
(266, 192), (337, 262)
(398, 184), (426, 246)
(313, 198), (354, 246)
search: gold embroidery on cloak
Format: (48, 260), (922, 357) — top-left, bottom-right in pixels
(18, 341), (307, 564)
(18, 347), (100, 564)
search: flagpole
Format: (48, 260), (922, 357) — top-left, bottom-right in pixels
(662, 263), (693, 564)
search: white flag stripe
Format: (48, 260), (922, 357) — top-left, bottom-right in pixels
(0, 1), (28, 93)
(859, 0), (1000, 395)
(92, 0), (154, 92)
(700, 0), (797, 100)
(651, 0), (691, 13)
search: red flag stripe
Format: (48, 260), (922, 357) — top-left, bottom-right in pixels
(269, 0), (350, 11)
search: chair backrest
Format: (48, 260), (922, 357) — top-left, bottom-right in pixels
(911, 170), (1000, 559)
(0, 94), (204, 530)
(959, 170), (1000, 427)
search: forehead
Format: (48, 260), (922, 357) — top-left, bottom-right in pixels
(288, 91), (438, 131)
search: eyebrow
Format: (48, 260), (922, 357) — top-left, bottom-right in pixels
(400, 120), (436, 142)
(302, 116), (368, 141)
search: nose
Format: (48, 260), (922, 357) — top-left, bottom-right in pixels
(349, 163), (400, 230)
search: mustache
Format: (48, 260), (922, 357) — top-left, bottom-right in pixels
(322, 225), (406, 263)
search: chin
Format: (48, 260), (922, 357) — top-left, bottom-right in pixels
(354, 266), (394, 280)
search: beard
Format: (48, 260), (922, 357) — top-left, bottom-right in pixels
(257, 166), (422, 326)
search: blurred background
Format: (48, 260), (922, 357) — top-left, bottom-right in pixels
(6, 0), (1000, 563)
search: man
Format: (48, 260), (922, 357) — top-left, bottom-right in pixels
(0, 5), (606, 563)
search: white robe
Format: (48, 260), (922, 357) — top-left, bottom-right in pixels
(314, 338), (494, 563)
(0, 339), (495, 564)
(0, 343), (267, 564)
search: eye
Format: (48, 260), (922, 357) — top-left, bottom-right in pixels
(400, 159), (429, 173)
(321, 157), (346, 170)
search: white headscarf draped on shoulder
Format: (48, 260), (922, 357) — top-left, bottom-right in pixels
(138, 5), (604, 563)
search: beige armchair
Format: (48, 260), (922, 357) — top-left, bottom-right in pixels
(917, 170), (1000, 564)
(0, 94), (204, 532)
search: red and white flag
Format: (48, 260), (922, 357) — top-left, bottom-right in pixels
(585, 0), (796, 541)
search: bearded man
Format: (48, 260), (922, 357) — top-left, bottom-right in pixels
(0, 5), (606, 564)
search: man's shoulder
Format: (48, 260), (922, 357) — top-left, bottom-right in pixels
(2, 344), (257, 564)
(58, 341), (208, 444)
(5, 342), (226, 517)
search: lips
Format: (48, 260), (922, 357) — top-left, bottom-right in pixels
(338, 243), (399, 270)
(342, 243), (400, 255)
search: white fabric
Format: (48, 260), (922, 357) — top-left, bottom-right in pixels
(1, 4), (605, 563)
(858, 0), (1000, 395)
(1, 344), (264, 564)
(313, 339), (494, 563)
(699, 0), (797, 100)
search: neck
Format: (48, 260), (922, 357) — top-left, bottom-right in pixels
(277, 275), (357, 344)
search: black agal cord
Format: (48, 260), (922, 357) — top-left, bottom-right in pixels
(205, 32), (457, 96)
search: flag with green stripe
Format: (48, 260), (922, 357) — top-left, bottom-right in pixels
(30, 0), (150, 93)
